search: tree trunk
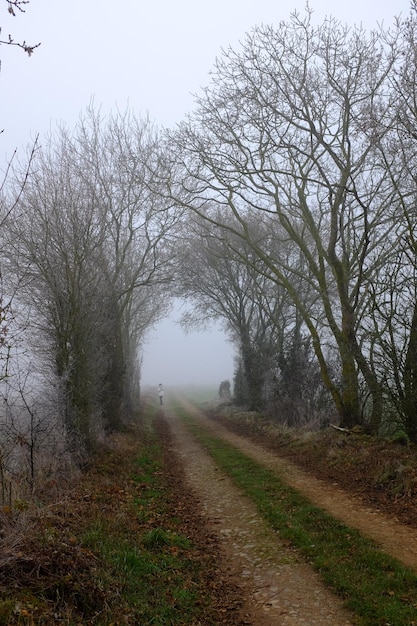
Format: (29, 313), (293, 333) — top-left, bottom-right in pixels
(338, 336), (361, 429)
(402, 302), (417, 442)
(240, 332), (264, 411)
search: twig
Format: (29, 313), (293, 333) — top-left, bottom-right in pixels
(329, 423), (351, 433)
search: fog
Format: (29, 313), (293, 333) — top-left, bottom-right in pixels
(1, 1), (407, 159)
(141, 315), (235, 388)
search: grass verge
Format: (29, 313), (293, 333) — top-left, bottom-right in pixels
(78, 404), (222, 625)
(177, 406), (417, 626)
(0, 401), (241, 625)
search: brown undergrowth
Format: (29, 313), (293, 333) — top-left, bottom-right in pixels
(0, 414), (247, 625)
(208, 407), (417, 529)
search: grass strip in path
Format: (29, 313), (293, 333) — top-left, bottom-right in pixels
(176, 406), (417, 626)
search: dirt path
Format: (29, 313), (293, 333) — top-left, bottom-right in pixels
(175, 397), (417, 573)
(164, 400), (356, 626)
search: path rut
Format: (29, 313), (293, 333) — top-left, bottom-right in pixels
(177, 397), (417, 573)
(164, 399), (357, 626)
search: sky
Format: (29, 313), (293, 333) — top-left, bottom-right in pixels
(0, 0), (411, 388)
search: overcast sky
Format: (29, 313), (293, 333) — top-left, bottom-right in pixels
(0, 0), (411, 388)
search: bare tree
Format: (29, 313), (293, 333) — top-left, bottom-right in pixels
(164, 9), (402, 430)
(175, 212), (319, 414)
(9, 108), (176, 451)
(177, 219), (275, 409)
(72, 107), (179, 418)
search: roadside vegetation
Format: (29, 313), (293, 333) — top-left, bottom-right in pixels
(0, 400), (244, 625)
(175, 402), (417, 626)
(2, 391), (417, 624)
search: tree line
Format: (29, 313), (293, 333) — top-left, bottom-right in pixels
(161, 6), (417, 440)
(0, 110), (178, 498)
(2, 5), (417, 500)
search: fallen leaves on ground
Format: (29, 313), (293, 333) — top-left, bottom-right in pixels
(0, 417), (250, 625)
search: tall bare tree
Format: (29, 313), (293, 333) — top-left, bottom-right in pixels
(163, 10), (402, 430)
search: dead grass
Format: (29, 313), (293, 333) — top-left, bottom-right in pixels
(0, 449), (123, 623)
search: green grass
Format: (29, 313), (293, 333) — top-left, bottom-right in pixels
(83, 524), (200, 623)
(79, 405), (212, 625)
(177, 405), (417, 626)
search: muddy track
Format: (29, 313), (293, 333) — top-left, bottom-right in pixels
(164, 398), (357, 626)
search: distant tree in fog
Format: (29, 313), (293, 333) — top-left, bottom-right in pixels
(176, 212), (325, 421)
(176, 214), (295, 410)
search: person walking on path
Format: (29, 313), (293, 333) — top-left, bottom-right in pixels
(158, 383), (164, 406)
